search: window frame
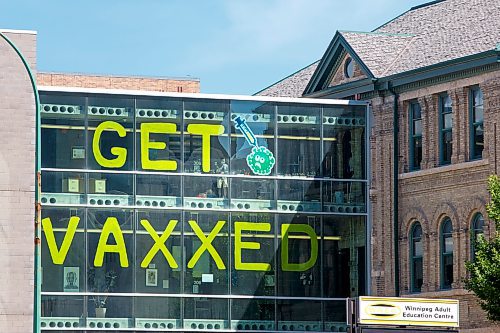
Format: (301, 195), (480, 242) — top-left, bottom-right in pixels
(440, 217), (453, 289)
(409, 101), (422, 171)
(470, 213), (485, 261)
(439, 94), (453, 165)
(469, 87), (484, 160)
(409, 222), (423, 293)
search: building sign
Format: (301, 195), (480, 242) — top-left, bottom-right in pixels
(42, 216), (318, 272)
(358, 296), (459, 328)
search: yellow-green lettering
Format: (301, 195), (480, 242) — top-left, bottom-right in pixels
(281, 224), (318, 271)
(92, 121), (127, 168)
(186, 124), (224, 172)
(140, 122), (178, 171)
(234, 222), (271, 271)
(141, 219), (178, 268)
(94, 217), (129, 267)
(42, 216), (80, 265)
(188, 220), (226, 269)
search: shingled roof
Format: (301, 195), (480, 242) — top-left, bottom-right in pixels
(258, 0), (500, 97)
(255, 61), (318, 97)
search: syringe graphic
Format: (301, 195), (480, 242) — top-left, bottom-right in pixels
(234, 116), (258, 146)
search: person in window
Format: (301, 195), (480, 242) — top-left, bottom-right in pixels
(216, 158), (229, 198)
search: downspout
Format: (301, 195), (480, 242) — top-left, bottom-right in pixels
(388, 83), (400, 297)
(0, 32), (41, 333)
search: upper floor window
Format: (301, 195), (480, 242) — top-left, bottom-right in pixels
(471, 213), (485, 260)
(440, 94), (453, 165)
(410, 222), (423, 292)
(344, 57), (354, 78)
(409, 102), (422, 171)
(440, 218), (453, 289)
(470, 88), (484, 159)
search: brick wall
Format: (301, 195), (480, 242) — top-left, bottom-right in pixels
(0, 30), (37, 333)
(328, 53), (367, 87)
(37, 72), (200, 93)
(369, 68), (500, 330)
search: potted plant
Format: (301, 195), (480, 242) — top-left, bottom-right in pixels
(88, 268), (118, 318)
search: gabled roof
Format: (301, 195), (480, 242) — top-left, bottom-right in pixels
(255, 61), (319, 98)
(264, 0), (500, 97)
(339, 31), (415, 77)
(373, 0), (500, 75)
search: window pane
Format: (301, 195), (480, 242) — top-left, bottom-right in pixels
(87, 96), (134, 171)
(413, 239), (423, 257)
(184, 298), (228, 328)
(230, 101), (275, 176)
(443, 254), (453, 288)
(40, 93), (86, 169)
(231, 299), (275, 330)
(87, 209), (134, 294)
(184, 212), (229, 295)
(278, 105), (321, 177)
(231, 212), (275, 296)
(322, 181), (366, 214)
(277, 300), (321, 331)
(277, 214), (321, 297)
(412, 257), (423, 292)
(134, 297), (181, 328)
(183, 99), (230, 174)
(231, 178), (275, 211)
(41, 207), (85, 293)
(136, 210), (181, 294)
(41, 295), (84, 328)
(413, 119), (422, 136)
(184, 176), (228, 209)
(323, 216), (366, 298)
(136, 97), (182, 172)
(442, 131), (452, 163)
(473, 124), (484, 158)
(278, 179), (320, 213)
(322, 105), (366, 179)
(411, 103), (421, 120)
(443, 113), (453, 129)
(136, 174), (181, 208)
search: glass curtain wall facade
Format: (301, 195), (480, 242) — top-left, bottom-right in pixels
(39, 90), (368, 332)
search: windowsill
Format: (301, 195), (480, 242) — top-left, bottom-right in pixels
(400, 158), (489, 180)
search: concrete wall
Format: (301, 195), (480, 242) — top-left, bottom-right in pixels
(0, 29), (37, 333)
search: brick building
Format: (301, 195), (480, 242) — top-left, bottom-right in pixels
(259, 0), (500, 331)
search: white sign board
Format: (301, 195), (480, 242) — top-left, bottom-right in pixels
(358, 296), (459, 328)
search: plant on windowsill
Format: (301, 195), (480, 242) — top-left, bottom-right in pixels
(88, 268), (118, 318)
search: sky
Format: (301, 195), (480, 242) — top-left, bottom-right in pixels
(1, 0), (425, 95)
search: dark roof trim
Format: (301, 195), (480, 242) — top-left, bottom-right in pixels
(253, 60), (319, 96)
(303, 32), (375, 95)
(379, 49), (499, 87)
(304, 78), (376, 99)
(306, 49), (499, 99)
(410, 0), (446, 11)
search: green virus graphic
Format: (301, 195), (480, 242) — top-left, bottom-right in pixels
(246, 146), (276, 175)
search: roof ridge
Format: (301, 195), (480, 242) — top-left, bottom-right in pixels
(253, 60), (319, 96)
(372, 0), (447, 32)
(340, 30), (415, 37)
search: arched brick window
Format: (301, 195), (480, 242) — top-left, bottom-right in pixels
(410, 222), (423, 292)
